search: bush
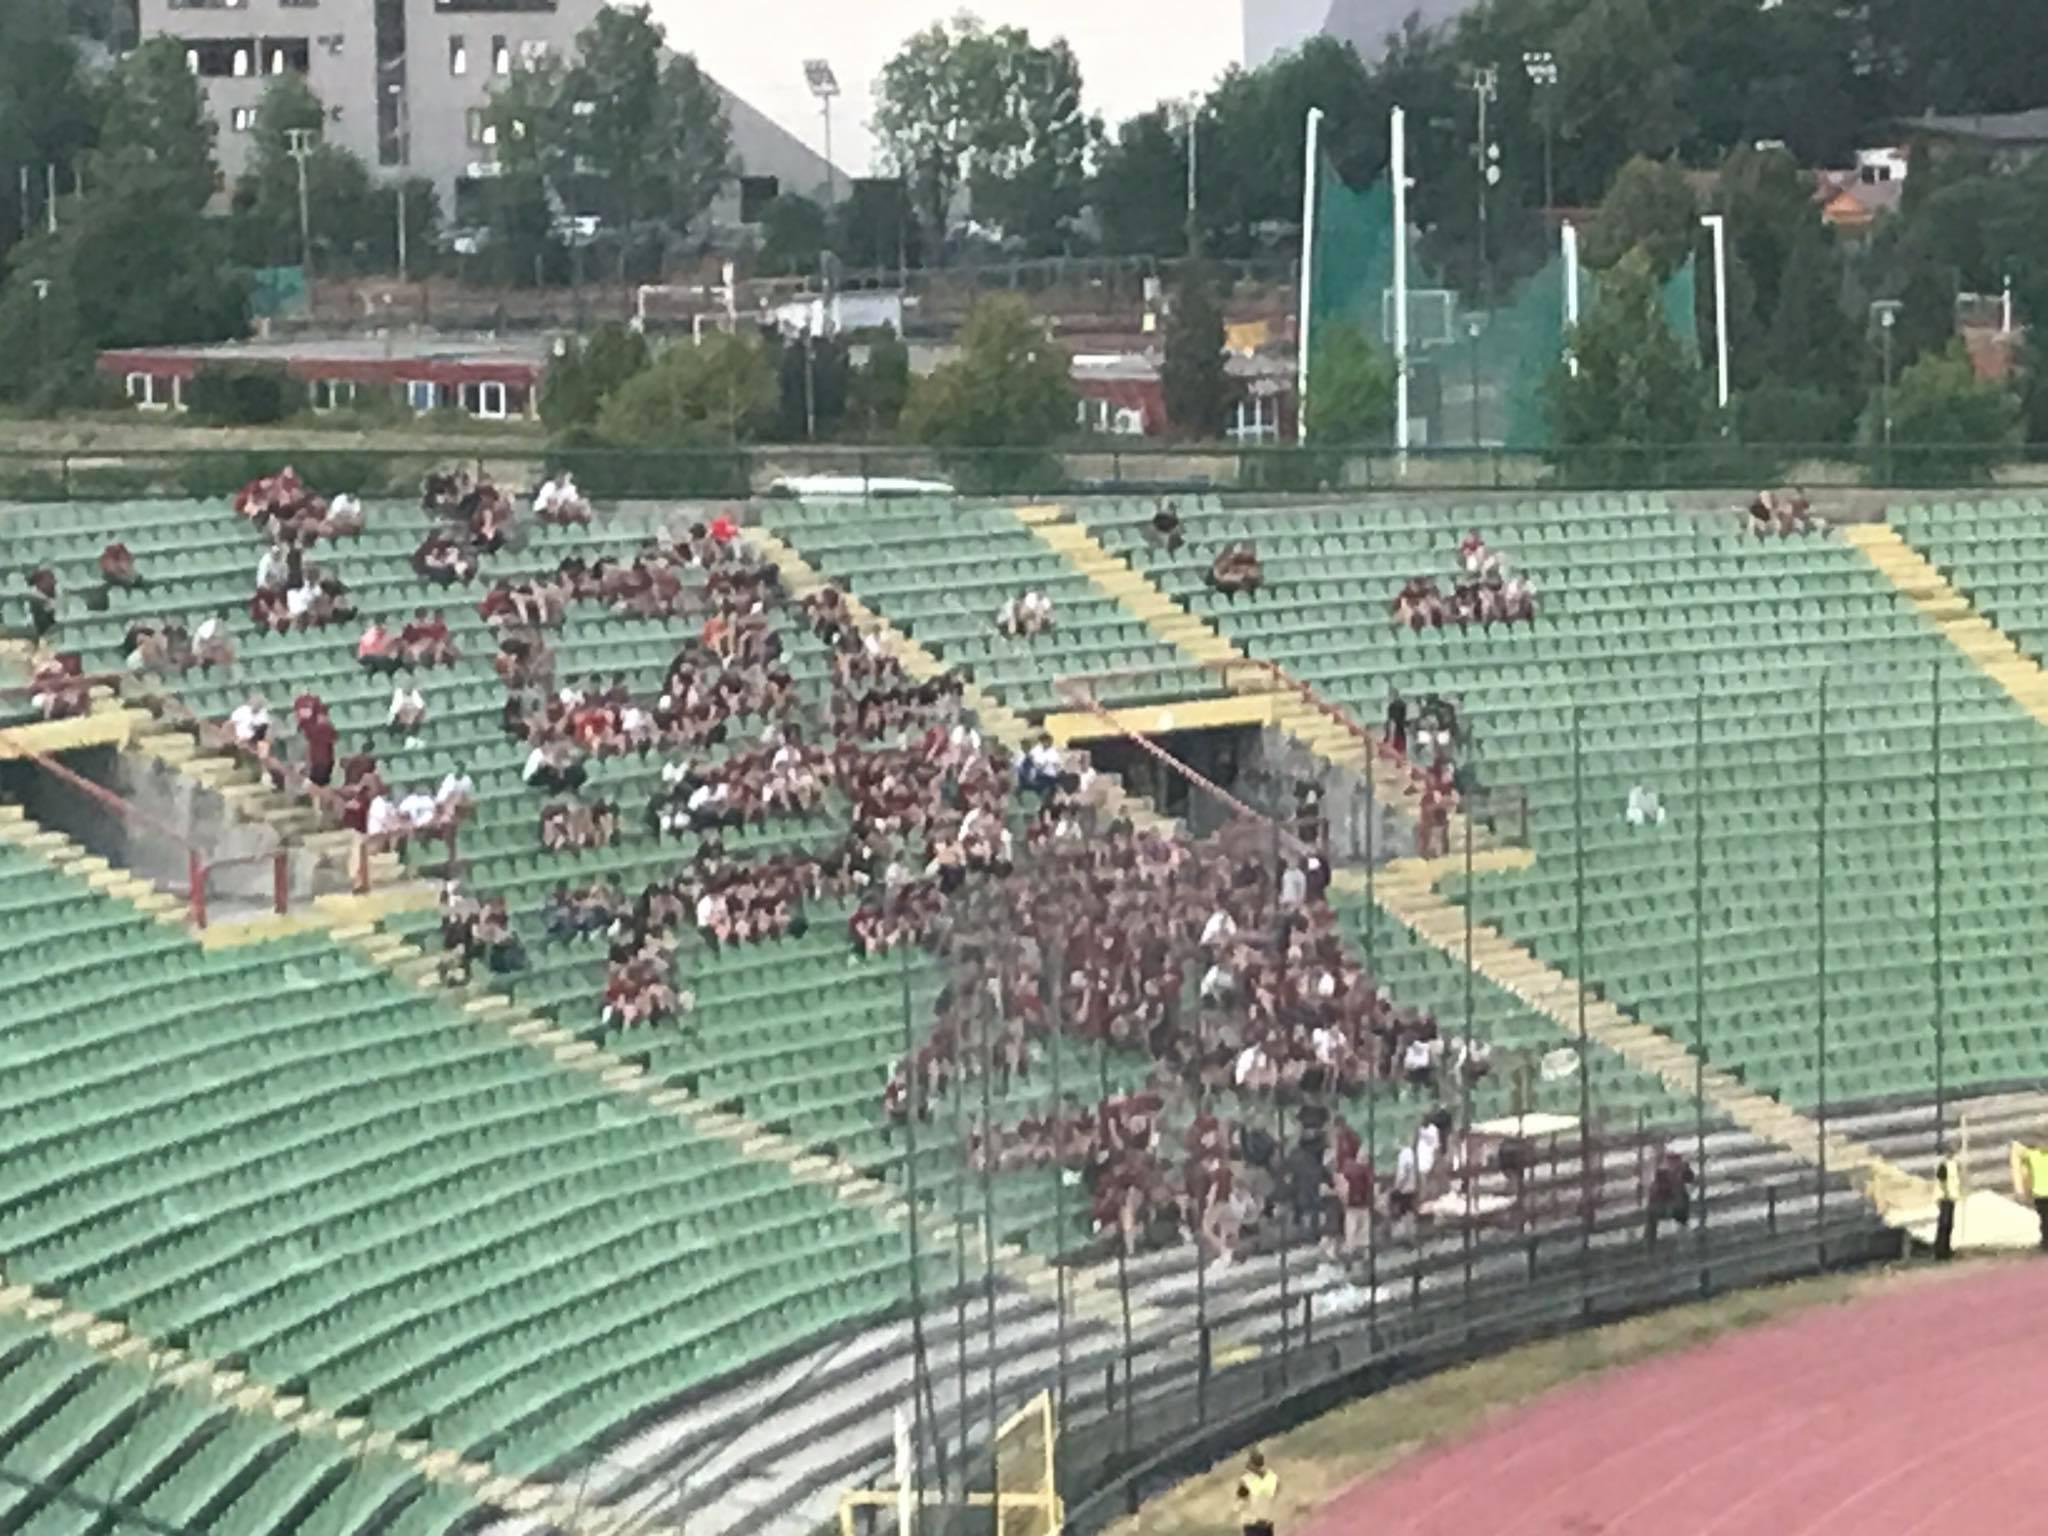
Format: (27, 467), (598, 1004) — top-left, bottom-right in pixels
(186, 363), (294, 426)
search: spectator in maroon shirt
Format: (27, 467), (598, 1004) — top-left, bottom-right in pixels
(294, 693), (339, 787)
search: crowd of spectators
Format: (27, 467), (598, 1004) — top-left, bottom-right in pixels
(1389, 532), (1539, 631)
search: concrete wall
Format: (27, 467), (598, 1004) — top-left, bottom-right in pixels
(1243, 725), (1403, 868)
(3, 746), (330, 915)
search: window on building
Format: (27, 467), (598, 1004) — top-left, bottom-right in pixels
(1227, 392), (1281, 445)
(461, 381), (509, 419)
(309, 379), (357, 413)
(126, 373), (179, 412)
(1075, 397), (1113, 433)
(231, 107), (256, 132)
(465, 109), (497, 148)
(406, 380), (438, 413)
(493, 35), (511, 74)
(232, 46), (251, 76)
(519, 39), (550, 66)
(449, 36), (468, 76)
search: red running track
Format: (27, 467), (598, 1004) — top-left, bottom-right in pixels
(1301, 1262), (2048, 1536)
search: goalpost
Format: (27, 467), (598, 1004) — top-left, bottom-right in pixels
(837, 1389), (1061, 1536)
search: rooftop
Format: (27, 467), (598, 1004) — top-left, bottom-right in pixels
(1898, 108), (2048, 145)
(99, 334), (559, 367)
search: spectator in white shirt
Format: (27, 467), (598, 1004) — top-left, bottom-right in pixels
(255, 544), (291, 591)
(534, 477), (562, 515)
(389, 684), (427, 735)
(1200, 908), (1237, 950)
(1391, 1144), (1421, 1221)
(285, 580), (319, 622)
(228, 694), (270, 747)
(399, 787), (439, 829)
(365, 791), (404, 843)
(436, 767), (475, 812)
(1279, 864), (1308, 909)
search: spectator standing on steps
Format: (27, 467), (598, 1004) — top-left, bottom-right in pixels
(1237, 1449), (1278, 1536)
(1934, 1147), (1959, 1262)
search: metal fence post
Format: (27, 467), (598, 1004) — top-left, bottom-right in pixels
(1816, 671), (1830, 1263)
(1931, 661), (1946, 1160)
(188, 851), (206, 929)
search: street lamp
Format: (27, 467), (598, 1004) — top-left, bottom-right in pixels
(1873, 301), (1900, 464)
(285, 127), (317, 275)
(803, 59), (840, 206)
(31, 278), (51, 376)
(1522, 50), (1559, 214)
(1181, 97), (1202, 256)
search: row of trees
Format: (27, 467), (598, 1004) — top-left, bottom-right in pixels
(864, 0), (2048, 272)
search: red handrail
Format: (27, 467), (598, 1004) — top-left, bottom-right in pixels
(1052, 675), (1317, 861)
(2, 743), (290, 928)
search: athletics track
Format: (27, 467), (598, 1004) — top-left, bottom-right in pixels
(1300, 1259), (2048, 1535)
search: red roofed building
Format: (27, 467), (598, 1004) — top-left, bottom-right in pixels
(98, 335), (554, 421)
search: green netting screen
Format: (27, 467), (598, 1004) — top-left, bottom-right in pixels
(1306, 153), (1703, 448)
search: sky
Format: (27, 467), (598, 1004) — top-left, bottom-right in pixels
(650, 1), (1250, 179)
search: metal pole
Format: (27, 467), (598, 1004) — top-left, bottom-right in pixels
(1046, 934), (1070, 1421)
(951, 1014), (969, 1487)
(1365, 715), (1379, 1343)
(1391, 106), (1411, 462)
(45, 162), (57, 235)
(1694, 683), (1709, 1266)
(1573, 703), (1591, 1272)
(1816, 673), (1829, 1254)
(979, 986), (999, 1529)
(823, 96), (836, 205)
(1700, 214), (1729, 414)
(1185, 99), (1200, 256)
(1461, 809), (1476, 1320)
(1562, 220), (1582, 377)
(898, 946), (944, 1500)
(1932, 661), (1945, 1158)
(287, 129), (316, 276)
(1296, 107), (1324, 444)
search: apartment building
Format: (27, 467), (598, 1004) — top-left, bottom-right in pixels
(139, 0), (600, 214)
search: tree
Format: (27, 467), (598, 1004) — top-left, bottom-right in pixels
(93, 35), (218, 211)
(1585, 157), (1695, 277)
(229, 76), (386, 272)
(775, 332), (852, 441)
(0, 37), (245, 407)
(1545, 247), (1708, 466)
(757, 195), (829, 278)
(1305, 320), (1395, 445)
(874, 18), (1099, 254)
(1161, 268), (1230, 439)
(542, 323), (651, 432)
(853, 332), (912, 437)
(837, 177), (921, 271)
(0, 0), (96, 266)
(902, 295), (1073, 448)
(1093, 110), (1189, 257)
(594, 332), (777, 445)
(1754, 219), (1860, 425)
(2017, 331), (2048, 452)
(483, 5), (732, 266)
(1875, 340), (2020, 484)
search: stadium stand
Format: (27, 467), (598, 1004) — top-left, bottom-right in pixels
(765, 495), (1221, 714)
(1081, 494), (2048, 1111)
(11, 482), (2026, 1534)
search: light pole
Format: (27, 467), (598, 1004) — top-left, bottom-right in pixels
(804, 60), (840, 205)
(1700, 213), (1730, 418)
(1874, 301), (1899, 480)
(1522, 51), (1558, 213)
(388, 84), (411, 280)
(1471, 66), (1500, 306)
(1467, 313), (1486, 447)
(1182, 97), (1201, 256)
(285, 127), (317, 275)
(31, 278), (51, 375)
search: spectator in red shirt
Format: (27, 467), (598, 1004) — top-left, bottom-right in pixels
(98, 542), (148, 592)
